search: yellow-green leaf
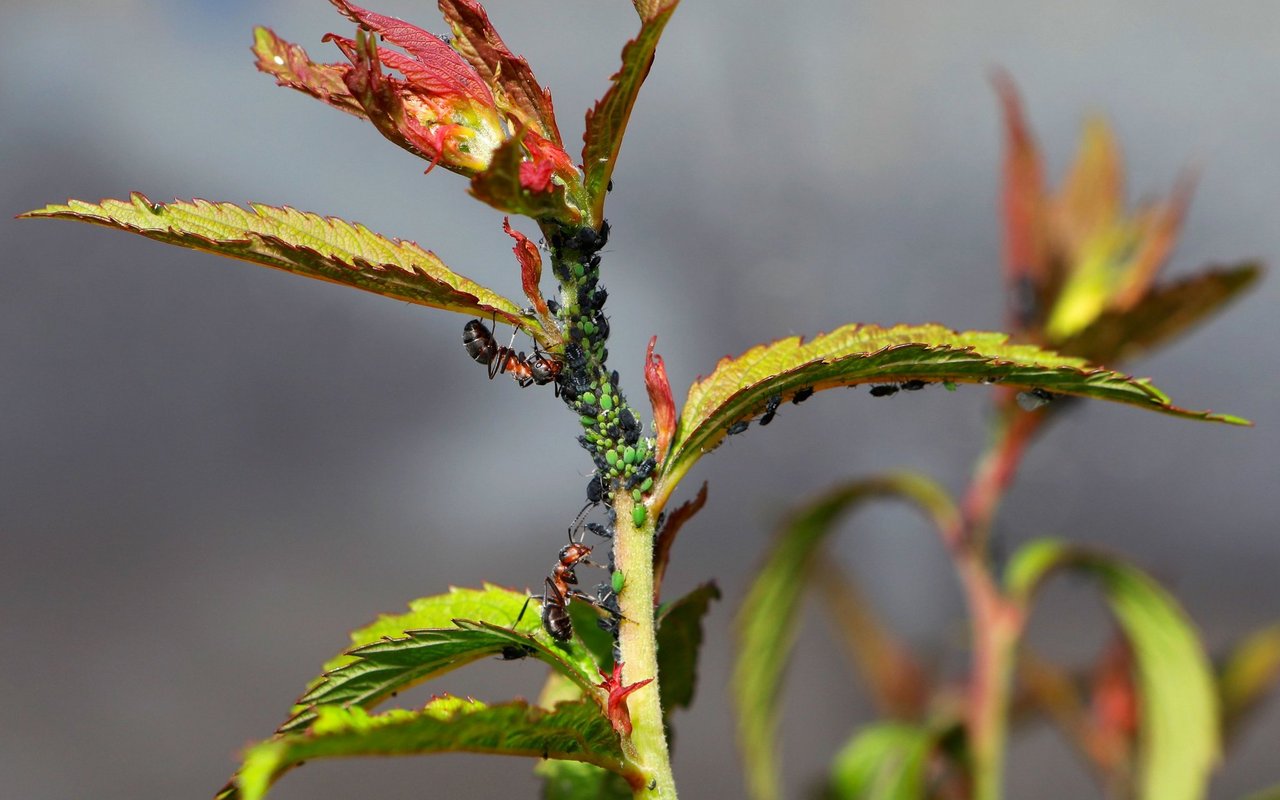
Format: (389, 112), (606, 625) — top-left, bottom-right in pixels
(1006, 539), (1220, 800)
(22, 195), (543, 340)
(826, 722), (938, 800)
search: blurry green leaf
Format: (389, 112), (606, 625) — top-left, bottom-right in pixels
(469, 133), (573, 222)
(537, 759), (634, 800)
(827, 723), (933, 800)
(1006, 539), (1220, 800)
(656, 323), (1244, 506)
(1058, 263), (1261, 365)
(733, 473), (958, 800)
(1218, 623), (1280, 745)
(656, 581), (720, 717)
(22, 195), (542, 337)
(283, 585), (601, 733)
(567, 599), (617, 670)
(1242, 784), (1280, 800)
(226, 698), (627, 800)
(581, 1), (680, 219)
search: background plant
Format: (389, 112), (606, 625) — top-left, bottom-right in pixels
(5, 1), (1274, 798)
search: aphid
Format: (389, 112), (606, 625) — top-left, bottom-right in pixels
(1016, 387), (1055, 411)
(869, 384), (899, 397)
(585, 521), (613, 540)
(759, 394), (782, 426)
(900, 380), (927, 391)
(791, 386), (815, 404)
(727, 420), (750, 435)
(498, 644), (536, 661)
(586, 475), (606, 504)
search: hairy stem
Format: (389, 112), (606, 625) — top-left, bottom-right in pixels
(614, 492), (678, 799)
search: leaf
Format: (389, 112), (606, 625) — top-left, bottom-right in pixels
(581, 1), (680, 220)
(282, 585), (602, 734)
(733, 473), (958, 800)
(504, 217), (552, 323)
(537, 759), (634, 800)
(438, 0), (562, 146)
(655, 322), (1245, 506)
(653, 482), (708, 599)
(252, 27), (365, 118)
(1053, 115), (1124, 252)
(646, 335), (678, 465)
(1006, 539), (1220, 800)
(1217, 623), (1280, 746)
(227, 698), (629, 800)
(1057, 262), (1261, 365)
(655, 581), (720, 717)
(470, 133), (574, 221)
(21, 195), (542, 337)
(826, 723), (934, 800)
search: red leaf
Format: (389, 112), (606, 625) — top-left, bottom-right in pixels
(645, 336), (676, 464)
(252, 27), (366, 118)
(503, 217), (550, 320)
(992, 70), (1049, 329)
(596, 663), (654, 736)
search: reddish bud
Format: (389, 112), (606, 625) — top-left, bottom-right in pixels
(596, 663), (654, 736)
(645, 336), (676, 464)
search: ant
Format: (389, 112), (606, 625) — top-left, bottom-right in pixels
(462, 318), (562, 387)
(515, 504), (612, 642)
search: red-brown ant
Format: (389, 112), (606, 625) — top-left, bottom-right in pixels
(515, 504), (610, 642)
(462, 319), (562, 388)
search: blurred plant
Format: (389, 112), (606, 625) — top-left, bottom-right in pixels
(20, 2), (1267, 799)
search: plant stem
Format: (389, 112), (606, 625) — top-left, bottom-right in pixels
(613, 492), (678, 799)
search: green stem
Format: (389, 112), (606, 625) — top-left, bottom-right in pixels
(613, 493), (678, 799)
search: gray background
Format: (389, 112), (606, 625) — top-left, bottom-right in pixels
(2, 1), (1277, 798)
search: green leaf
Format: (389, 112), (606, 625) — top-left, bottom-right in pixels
(1006, 539), (1220, 800)
(536, 759), (634, 800)
(469, 133), (574, 222)
(282, 585), (602, 734)
(655, 322), (1246, 506)
(1057, 263), (1261, 365)
(826, 723), (934, 800)
(733, 473), (959, 800)
(656, 581), (720, 717)
(228, 698), (628, 800)
(1217, 623), (1280, 746)
(21, 195), (542, 339)
(581, 1), (680, 220)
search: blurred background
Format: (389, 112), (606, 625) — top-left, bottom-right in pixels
(2, 1), (1277, 797)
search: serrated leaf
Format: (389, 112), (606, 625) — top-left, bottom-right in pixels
(439, 0), (562, 146)
(1218, 623), (1280, 746)
(252, 27), (365, 118)
(581, 1), (680, 219)
(655, 323), (1245, 506)
(228, 698), (628, 800)
(656, 581), (720, 717)
(537, 759), (634, 800)
(826, 723), (934, 800)
(283, 585), (602, 734)
(21, 195), (542, 338)
(1057, 263), (1261, 365)
(1006, 539), (1220, 800)
(734, 473), (958, 800)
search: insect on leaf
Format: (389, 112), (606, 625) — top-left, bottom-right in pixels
(21, 196), (544, 339)
(1006, 539), (1220, 800)
(653, 323), (1247, 508)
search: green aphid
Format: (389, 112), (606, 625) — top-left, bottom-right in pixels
(605, 449), (619, 467)
(600, 394), (615, 411)
(580, 415), (596, 427)
(632, 504), (647, 526)
(583, 321), (596, 335)
(611, 570), (626, 594)
(631, 488), (642, 502)
(582, 391), (597, 406)
(623, 446), (637, 464)
(640, 477), (654, 492)
(943, 381), (957, 391)
(572, 263), (585, 278)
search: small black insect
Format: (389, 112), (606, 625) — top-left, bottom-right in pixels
(727, 420), (750, 435)
(632, 458), (656, 482)
(1016, 387), (1055, 411)
(759, 394), (782, 426)
(791, 386), (814, 404)
(586, 475), (606, 504)
(869, 384), (899, 397)
(585, 521), (613, 540)
(900, 380), (927, 391)
(546, 298), (561, 314)
(498, 644), (536, 661)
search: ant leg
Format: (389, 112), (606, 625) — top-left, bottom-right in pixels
(514, 592), (543, 629)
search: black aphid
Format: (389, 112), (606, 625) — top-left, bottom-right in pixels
(869, 385), (899, 397)
(759, 394), (782, 426)
(727, 420), (749, 435)
(791, 386), (815, 404)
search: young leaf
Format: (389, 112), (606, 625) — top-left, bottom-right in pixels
(282, 585), (602, 733)
(252, 27), (365, 117)
(733, 473), (958, 800)
(581, 1), (681, 219)
(655, 581), (720, 717)
(21, 196), (544, 338)
(653, 482), (707, 599)
(645, 336), (677, 465)
(655, 323), (1245, 506)
(227, 698), (629, 800)
(470, 132), (574, 221)
(1217, 623), (1280, 746)
(992, 69), (1050, 328)
(1057, 262), (1261, 366)
(1006, 539), (1220, 800)
(504, 217), (552, 323)
(826, 722), (936, 800)
(438, 0), (563, 146)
